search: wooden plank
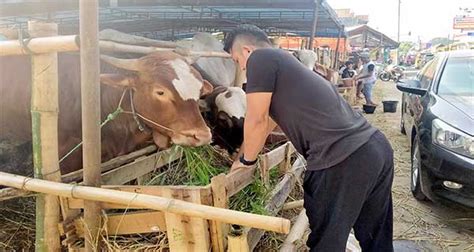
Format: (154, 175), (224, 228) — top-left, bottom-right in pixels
(74, 211), (166, 236)
(163, 188), (188, 251)
(247, 157), (306, 251)
(259, 155), (270, 187)
(101, 147), (182, 185)
(282, 200), (304, 211)
(187, 189), (211, 251)
(227, 227), (249, 252)
(225, 166), (256, 198)
(264, 142), (288, 169)
(209, 174), (228, 252)
(62, 145), (157, 183)
(278, 143), (292, 174)
(67, 185), (210, 209)
(162, 188), (211, 251)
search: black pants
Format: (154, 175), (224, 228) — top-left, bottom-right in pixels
(303, 131), (394, 252)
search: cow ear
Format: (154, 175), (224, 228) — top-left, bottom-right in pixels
(200, 80), (214, 97)
(198, 99), (210, 112)
(100, 74), (136, 89)
(217, 111), (233, 128)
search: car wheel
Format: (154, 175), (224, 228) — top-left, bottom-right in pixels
(411, 137), (428, 201)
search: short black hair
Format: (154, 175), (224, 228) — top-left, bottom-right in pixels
(223, 24), (271, 53)
(345, 61), (353, 66)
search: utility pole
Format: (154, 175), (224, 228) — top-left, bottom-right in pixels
(308, 0), (320, 50)
(396, 0), (401, 65)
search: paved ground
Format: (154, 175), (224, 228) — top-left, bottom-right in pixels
(365, 80), (474, 251)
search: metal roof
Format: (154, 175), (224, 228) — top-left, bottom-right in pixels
(346, 25), (399, 49)
(0, 1), (345, 40)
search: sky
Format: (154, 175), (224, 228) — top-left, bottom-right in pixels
(327, 0), (474, 42)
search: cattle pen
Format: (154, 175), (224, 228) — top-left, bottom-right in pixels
(0, 2), (309, 251)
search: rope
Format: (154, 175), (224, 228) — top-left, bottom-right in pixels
(56, 90), (128, 164)
(129, 90), (145, 132)
(53, 88), (194, 174)
(18, 31), (34, 55)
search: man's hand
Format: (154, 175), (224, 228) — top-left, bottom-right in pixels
(230, 158), (256, 172)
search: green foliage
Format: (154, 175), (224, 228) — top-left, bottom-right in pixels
(429, 37), (450, 46)
(146, 145), (282, 215)
(399, 41), (415, 55)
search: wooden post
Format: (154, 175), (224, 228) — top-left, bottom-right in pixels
(163, 188), (211, 251)
(259, 155), (270, 187)
(79, 0), (102, 250)
(333, 26), (343, 69)
(308, 0), (320, 50)
(278, 143), (292, 175)
(227, 226), (249, 252)
(210, 174), (228, 252)
(28, 21), (62, 252)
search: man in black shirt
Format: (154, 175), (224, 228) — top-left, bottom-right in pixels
(224, 25), (394, 252)
(340, 60), (356, 79)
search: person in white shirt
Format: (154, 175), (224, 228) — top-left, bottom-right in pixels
(356, 56), (377, 105)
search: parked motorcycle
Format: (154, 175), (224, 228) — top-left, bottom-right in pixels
(379, 65), (405, 82)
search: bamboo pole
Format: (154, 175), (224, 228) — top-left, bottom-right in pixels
(80, 1), (102, 250)
(279, 209), (309, 252)
(28, 21), (62, 252)
(0, 172), (291, 234)
(246, 157), (306, 250)
(0, 35), (79, 56)
(0, 36), (231, 58)
(282, 200), (304, 211)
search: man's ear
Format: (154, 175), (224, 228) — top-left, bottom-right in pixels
(100, 74), (137, 89)
(200, 80), (214, 97)
(241, 45), (252, 53)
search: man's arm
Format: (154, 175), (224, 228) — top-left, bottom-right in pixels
(356, 64), (375, 80)
(242, 92), (273, 162)
(236, 114), (276, 157)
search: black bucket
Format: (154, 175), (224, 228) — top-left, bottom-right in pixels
(382, 101), (399, 113)
(363, 104), (377, 114)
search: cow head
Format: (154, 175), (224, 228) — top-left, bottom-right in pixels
(293, 49), (317, 70)
(201, 86), (246, 154)
(100, 52), (213, 148)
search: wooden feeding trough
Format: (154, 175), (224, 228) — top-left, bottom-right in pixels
(338, 77), (357, 106)
(56, 141), (300, 251)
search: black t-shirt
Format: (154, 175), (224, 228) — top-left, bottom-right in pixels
(246, 48), (377, 170)
(341, 68), (355, 78)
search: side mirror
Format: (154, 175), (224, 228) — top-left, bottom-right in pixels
(396, 79), (427, 96)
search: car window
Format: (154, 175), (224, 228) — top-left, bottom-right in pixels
(416, 60), (432, 81)
(437, 55), (474, 96)
(419, 58), (439, 88)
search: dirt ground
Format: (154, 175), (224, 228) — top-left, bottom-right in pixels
(365, 80), (474, 251)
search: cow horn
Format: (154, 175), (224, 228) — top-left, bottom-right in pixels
(100, 55), (140, 71)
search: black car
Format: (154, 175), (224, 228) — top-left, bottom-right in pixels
(398, 50), (473, 208)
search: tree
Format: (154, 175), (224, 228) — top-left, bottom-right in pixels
(429, 37), (450, 46)
(398, 41), (414, 55)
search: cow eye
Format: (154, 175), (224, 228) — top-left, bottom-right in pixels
(156, 90), (165, 96)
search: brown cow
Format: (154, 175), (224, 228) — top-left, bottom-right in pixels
(0, 51), (213, 174)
